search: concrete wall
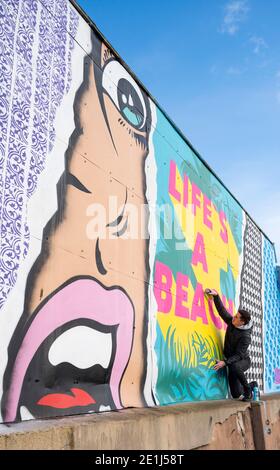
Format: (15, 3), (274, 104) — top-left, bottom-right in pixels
(0, 395), (279, 450)
(0, 0), (280, 426)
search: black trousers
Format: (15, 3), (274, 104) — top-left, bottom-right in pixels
(227, 358), (251, 398)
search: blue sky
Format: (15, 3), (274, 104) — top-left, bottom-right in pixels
(76, 0), (280, 261)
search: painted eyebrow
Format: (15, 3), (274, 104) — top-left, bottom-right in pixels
(66, 172), (91, 194)
(106, 188), (128, 227)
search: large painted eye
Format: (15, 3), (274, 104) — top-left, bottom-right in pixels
(102, 60), (147, 130)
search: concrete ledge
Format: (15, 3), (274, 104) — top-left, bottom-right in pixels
(1, 395), (279, 450)
(257, 394), (280, 449)
(0, 400), (254, 450)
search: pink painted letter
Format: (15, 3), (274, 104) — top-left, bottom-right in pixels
(154, 261), (173, 314)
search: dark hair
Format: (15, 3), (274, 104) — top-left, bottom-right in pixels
(238, 309), (251, 325)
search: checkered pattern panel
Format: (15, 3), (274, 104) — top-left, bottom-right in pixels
(239, 215), (264, 390)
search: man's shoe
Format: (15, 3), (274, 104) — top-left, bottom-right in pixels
(249, 381), (258, 391)
(241, 396), (252, 402)
(242, 391), (252, 402)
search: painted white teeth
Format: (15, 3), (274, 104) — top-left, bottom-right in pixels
(20, 406), (35, 421)
(99, 405), (111, 412)
(48, 326), (112, 369)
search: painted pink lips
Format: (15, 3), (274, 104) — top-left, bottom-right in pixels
(4, 277), (134, 422)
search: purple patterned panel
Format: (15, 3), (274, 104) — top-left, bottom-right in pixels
(0, 1), (18, 50)
(15, 0), (38, 64)
(0, 0), (80, 310)
(4, 1), (20, 12)
(0, 41), (13, 93)
(0, 89), (9, 171)
(5, 138), (27, 188)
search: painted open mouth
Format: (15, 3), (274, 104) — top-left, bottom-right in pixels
(3, 277), (134, 422)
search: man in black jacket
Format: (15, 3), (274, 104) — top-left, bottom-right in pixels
(205, 288), (253, 401)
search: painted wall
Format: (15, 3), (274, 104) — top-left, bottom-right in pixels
(0, 0), (279, 423)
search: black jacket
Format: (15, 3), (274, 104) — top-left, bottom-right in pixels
(213, 295), (252, 366)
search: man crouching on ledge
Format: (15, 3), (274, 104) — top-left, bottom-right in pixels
(205, 288), (255, 402)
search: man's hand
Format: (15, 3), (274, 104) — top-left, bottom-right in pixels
(213, 360), (226, 371)
(205, 288), (218, 297)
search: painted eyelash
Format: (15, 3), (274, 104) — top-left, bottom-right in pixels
(133, 132), (147, 149)
(117, 119), (147, 149)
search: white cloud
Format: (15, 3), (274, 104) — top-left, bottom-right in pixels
(250, 35), (268, 54)
(221, 1), (250, 35)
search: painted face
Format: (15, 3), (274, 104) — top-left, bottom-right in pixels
(232, 312), (245, 327)
(2, 37), (152, 422)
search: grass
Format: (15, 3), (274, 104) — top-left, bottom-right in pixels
(155, 325), (228, 404)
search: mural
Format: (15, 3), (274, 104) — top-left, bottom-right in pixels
(0, 0), (279, 423)
(152, 109), (242, 403)
(239, 215), (264, 390)
(263, 239), (280, 393)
